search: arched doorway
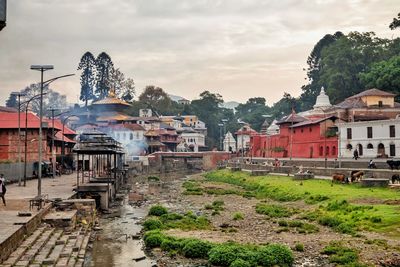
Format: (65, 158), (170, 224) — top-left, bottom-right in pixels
(358, 144), (363, 156)
(326, 146), (330, 156)
(309, 147), (313, 158)
(319, 146), (323, 156)
(378, 143), (385, 157)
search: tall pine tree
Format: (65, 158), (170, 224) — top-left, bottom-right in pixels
(77, 52), (96, 106)
(95, 52), (114, 99)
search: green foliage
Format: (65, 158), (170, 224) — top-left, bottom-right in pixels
(138, 85), (175, 115)
(182, 239), (213, 259)
(77, 51), (96, 106)
(148, 205), (168, 216)
(182, 181), (203, 195)
(143, 218), (163, 231)
(257, 244), (294, 267)
(277, 220), (319, 234)
(143, 230), (164, 248)
(233, 212), (244, 220)
(294, 243), (304, 252)
(322, 242), (361, 265)
(390, 13), (400, 30)
(147, 176), (160, 182)
(229, 258), (252, 267)
(305, 194), (329, 204)
(95, 52), (114, 99)
(235, 97), (271, 132)
(255, 203), (293, 218)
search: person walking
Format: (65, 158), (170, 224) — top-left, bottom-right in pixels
(353, 149), (359, 160)
(0, 174), (6, 206)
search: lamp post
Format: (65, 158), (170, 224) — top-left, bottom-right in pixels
(11, 92), (26, 186)
(30, 65), (74, 198)
(237, 120), (246, 163)
(218, 123), (223, 151)
(221, 119), (228, 152)
(22, 94), (44, 186)
(262, 115), (272, 159)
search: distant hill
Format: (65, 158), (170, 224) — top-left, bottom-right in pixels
(220, 101), (240, 110)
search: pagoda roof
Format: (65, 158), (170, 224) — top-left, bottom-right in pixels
(276, 113), (307, 125)
(348, 88), (395, 99)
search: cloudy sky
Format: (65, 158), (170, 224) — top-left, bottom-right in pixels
(0, 0), (398, 106)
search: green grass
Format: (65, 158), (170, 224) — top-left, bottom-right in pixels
(322, 241), (367, 266)
(233, 212), (244, 220)
(277, 220), (319, 234)
(204, 170), (400, 236)
(255, 203), (294, 218)
(205, 170), (400, 202)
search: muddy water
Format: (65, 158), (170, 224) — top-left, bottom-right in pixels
(89, 200), (156, 267)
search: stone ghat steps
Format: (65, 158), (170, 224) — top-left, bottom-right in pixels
(0, 224), (90, 267)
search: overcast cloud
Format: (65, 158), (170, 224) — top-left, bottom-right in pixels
(0, 0), (398, 106)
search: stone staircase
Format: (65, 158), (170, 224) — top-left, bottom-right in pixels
(0, 224), (90, 267)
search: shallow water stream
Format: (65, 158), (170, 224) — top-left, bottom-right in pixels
(90, 200), (156, 267)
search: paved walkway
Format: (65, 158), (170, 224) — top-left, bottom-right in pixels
(0, 173), (77, 212)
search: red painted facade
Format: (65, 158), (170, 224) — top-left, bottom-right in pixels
(251, 117), (338, 159)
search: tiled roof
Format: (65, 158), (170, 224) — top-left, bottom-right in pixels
(276, 113), (307, 125)
(92, 96), (130, 106)
(290, 116), (337, 128)
(44, 118), (76, 135)
(54, 131), (76, 143)
(0, 112), (42, 128)
(108, 123), (145, 131)
(0, 106), (18, 113)
(348, 88), (395, 99)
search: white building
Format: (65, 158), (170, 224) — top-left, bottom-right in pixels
(223, 131), (236, 152)
(180, 128), (205, 152)
(338, 118), (400, 158)
(107, 124), (147, 157)
(235, 125), (257, 151)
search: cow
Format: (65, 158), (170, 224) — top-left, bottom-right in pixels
(350, 170), (364, 183)
(387, 160), (400, 170)
(392, 174), (400, 184)
(332, 173), (348, 183)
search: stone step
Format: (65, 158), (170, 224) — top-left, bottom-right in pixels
(31, 229), (63, 265)
(55, 227), (83, 267)
(67, 232), (87, 267)
(1, 226), (48, 266)
(14, 228), (55, 266)
(77, 234), (90, 260)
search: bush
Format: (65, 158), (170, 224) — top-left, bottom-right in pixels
(160, 238), (182, 252)
(143, 218), (163, 231)
(143, 231), (164, 248)
(256, 203), (293, 218)
(318, 215), (343, 228)
(230, 258), (251, 267)
(208, 244), (239, 266)
(322, 242), (360, 265)
(182, 239), (213, 259)
(278, 220), (288, 227)
(160, 212), (183, 221)
(294, 243), (304, 252)
(148, 205), (168, 216)
(213, 200), (225, 207)
(257, 244), (294, 266)
(147, 176), (160, 181)
(233, 212), (244, 220)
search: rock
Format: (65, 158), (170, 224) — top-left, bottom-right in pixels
(133, 256), (146, 262)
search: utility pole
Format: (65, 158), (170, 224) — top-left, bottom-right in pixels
(11, 92), (26, 186)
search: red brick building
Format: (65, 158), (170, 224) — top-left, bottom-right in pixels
(0, 112), (76, 163)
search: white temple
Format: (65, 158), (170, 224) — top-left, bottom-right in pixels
(223, 131), (236, 152)
(299, 87), (332, 117)
(266, 120), (280, 135)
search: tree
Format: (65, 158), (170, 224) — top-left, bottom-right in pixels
(11, 83), (68, 116)
(191, 91), (225, 149)
(390, 13), (400, 30)
(5, 94), (17, 108)
(95, 52), (114, 99)
(139, 85), (173, 115)
(109, 68), (136, 102)
(77, 52), (96, 106)
(360, 55), (400, 99)
(235, 97), (271, 131)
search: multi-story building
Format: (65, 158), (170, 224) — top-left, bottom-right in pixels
(338, 118), (400, 158)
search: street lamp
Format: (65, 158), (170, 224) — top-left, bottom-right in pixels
(11, 91), (26, 186)
(21, 93), (45, 186)
(218, 123), (224, 151)
(30, 64), (74, 198)
(262, 114), (272, 158)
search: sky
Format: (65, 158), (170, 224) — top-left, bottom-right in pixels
(0, 0), (398, 106)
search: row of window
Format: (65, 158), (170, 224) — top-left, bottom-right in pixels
(319, 146), (337, 156)
(346, 143), (396, 157)
(346, 125), (396, 139)
(115, 132), (141, 140)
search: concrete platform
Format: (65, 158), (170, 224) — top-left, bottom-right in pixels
(361, 178), (390, 187)
(44, 210), (77, 229)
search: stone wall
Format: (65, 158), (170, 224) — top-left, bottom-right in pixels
(0, 162), (34, 183)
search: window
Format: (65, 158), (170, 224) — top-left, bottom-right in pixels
(367, 127), (373, 139)
(130, 133), (133, 140)
(319, 146), (323, 156)
(309, 127), (312, 132)
(301, 129), (303, 133)
(347, 128), (352, 139)
(358, 144), (363, 156)
(390, 144), (396, 157)
(367, 143), (373, 149)
(332, 146), (336, 155)
(378, 101), (383, 107)
(326, 146), (330, 156)
(390, 125), (395, 138)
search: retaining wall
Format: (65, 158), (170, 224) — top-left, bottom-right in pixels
(0, 162), (34, 183)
